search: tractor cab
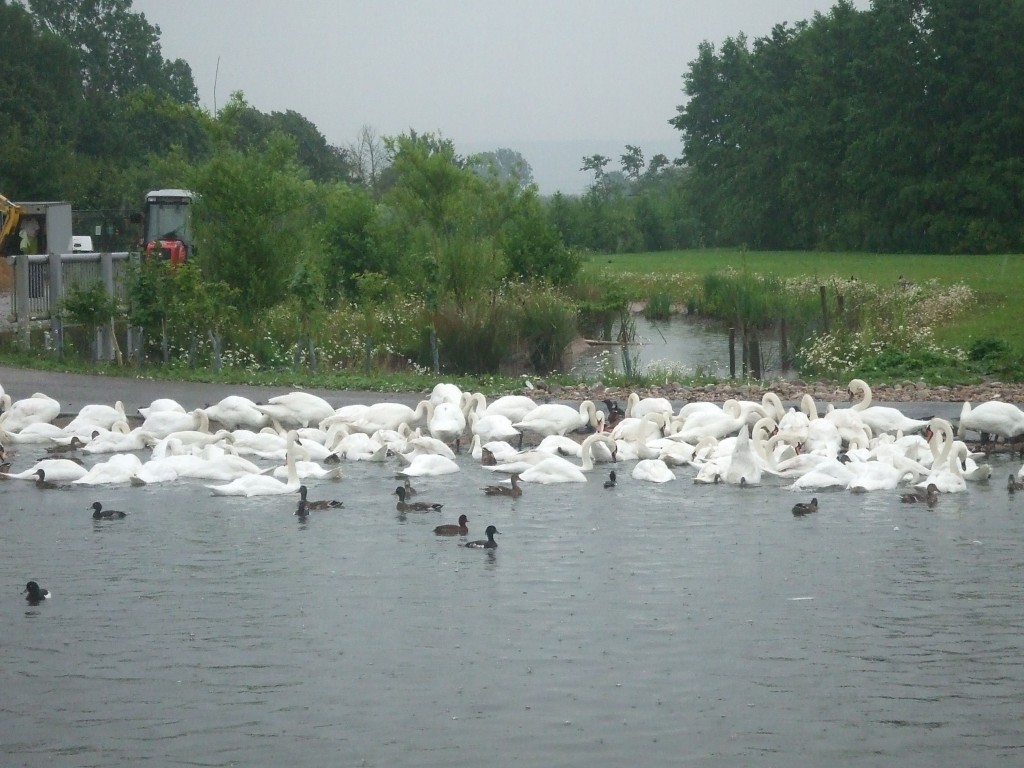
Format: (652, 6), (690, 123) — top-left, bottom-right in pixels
(144, 189), (194, 265)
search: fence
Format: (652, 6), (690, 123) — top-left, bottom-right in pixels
(4, 251), (134, 356)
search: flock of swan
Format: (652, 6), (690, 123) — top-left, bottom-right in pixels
(2, 378), (1024, 509)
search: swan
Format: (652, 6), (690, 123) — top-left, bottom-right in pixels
(428, 402), (467, 450)
(845, 379), (929, 435)
(350, 400), (434, 435)
(207, 433), (302, 496)
(957, 400), (1024, 441)
(631, 458), (676, 483)
(610, 412), (667, 443)
(141, 408), (209, 439)
(514, 433), (617, 483)
(624, 393), (673, 419)
(723, 423), (763, 486)
(10, 458), (88, 482)
(138, 398), (186, 419)
(200, 395), (270, 430)
(467, 409), (520, 444)
(735, 392), (785, 425)
(673, 399), (746, 443)
(846, 455), (920, 492)
(396, 453), (460, 477)
(228, 427), (290, 459)
(513, 400), (600, 439)
(928, 417), (991, 482)
(272, 460), (343, 481)
(0, 392), (61, 432)
(73, 453), (147, 485)
(139, 447), (267, 483)
(256, 392), (335, 429)
(82, 429), (157, 454)
(0, 421), (67, 444)
(461, 392), (538, 425)
(824, 402), (871, 447)
(63, 400), (127, 434)
(429, 382), (463, 407)
(788, 458), (855, 491)
(916, 441), (968, 493)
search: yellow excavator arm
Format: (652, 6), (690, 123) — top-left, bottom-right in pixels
(0, 192), (22, 255)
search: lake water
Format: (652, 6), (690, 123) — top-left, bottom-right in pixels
(573, 316), (785, 380)
(4, 433), (1023, 766)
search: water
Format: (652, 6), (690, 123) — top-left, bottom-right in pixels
(4, 443), (1024, 766)
(574, 316), (784, 379)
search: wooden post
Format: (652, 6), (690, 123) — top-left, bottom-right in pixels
(819, 285), (829, 332)
(748, 331), (762, 380)
(779, 318), (790, 372)
(728, 326), (736, 379)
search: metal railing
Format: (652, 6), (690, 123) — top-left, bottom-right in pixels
(6, 251), (133, 323)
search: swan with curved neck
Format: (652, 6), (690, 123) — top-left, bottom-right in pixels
(846, 379), (929, 435)
(517, 433), (617, 484)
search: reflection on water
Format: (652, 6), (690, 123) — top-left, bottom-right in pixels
(3, 448), (1023, 767)
(573, 315), (785, 379)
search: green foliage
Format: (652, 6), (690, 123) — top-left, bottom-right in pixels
(189, 134), (316, 319)
(61, 279), (120, 329)
(643, 292), (672, 321)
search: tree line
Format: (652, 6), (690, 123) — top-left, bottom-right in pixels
(671, 0), (1024, 254)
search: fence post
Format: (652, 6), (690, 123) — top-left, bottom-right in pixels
(779, 318), (790, 372)
(48, 252), (64, 359)
(819, 285), (829, 332)
(728, 326), (736, 379)
(15, 254), (31, 350)
(98, 252), (114, 360)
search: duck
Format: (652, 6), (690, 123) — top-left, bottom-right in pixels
(901, 483), (940, 504)
(465, 525), (500, 548)
(24, 580), (50, 604)
(1008, 474), (1024, 493)
(604, 469), (617, 488)
(402, 478), (417, 496)
(297, 484), (343, 509)
(394, 485), (443, 512)
(90, 501), (127, 519)
(294, 499), (311, 518)
(792, 497), (818, 516)
(483, 473), (522, 497)
(434, 514), (470, 535)
(33, 468), (66, 489)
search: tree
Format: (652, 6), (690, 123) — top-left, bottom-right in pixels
(468, 148), (535, 191)
(189, 133), (319, 319)
(620, 145), (645, 181)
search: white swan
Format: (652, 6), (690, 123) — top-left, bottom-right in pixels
(957, 400), (1024, 441)
(723, 423), (763, 486)
(63, 401), (127, 434)
(428, 401), (467, 449)
(0, 392), (61, 432)
(846, 379), (929, 435)
(256, 392), (335, 429)
(429, 382), (464, 407)
(200, 395), (270, 430)
(10, 458), (88, 482)
(138, 398), (186, 419)
(788, 458), (855, 491)
(207, 433), (302, 496)
(396, 453), (460, 477)
(73, 453), (147, 485)
(631, 458), (676, 483)
(625, 393), (673, 419)
(141, 408), (210, 439)
(513, 433), (617, 483)
(673, 399), (746, 443)
(467, 409), (520, 444)
(0, 421), (67, 444)
(82, 428), (157, 454)
(513, 400), (600, 438)
(350, 400), (434, 435)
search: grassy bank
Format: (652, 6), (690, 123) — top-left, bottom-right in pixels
(582, 249), (1024, 380)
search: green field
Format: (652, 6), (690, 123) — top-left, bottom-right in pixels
(581, 249), (1024, 366)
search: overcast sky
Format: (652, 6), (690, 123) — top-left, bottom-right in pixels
(132, 0), (869, 193)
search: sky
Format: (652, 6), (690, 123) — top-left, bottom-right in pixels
(132, 0), (870, 194)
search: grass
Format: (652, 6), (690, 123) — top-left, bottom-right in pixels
(583, 249), (1024, 373)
